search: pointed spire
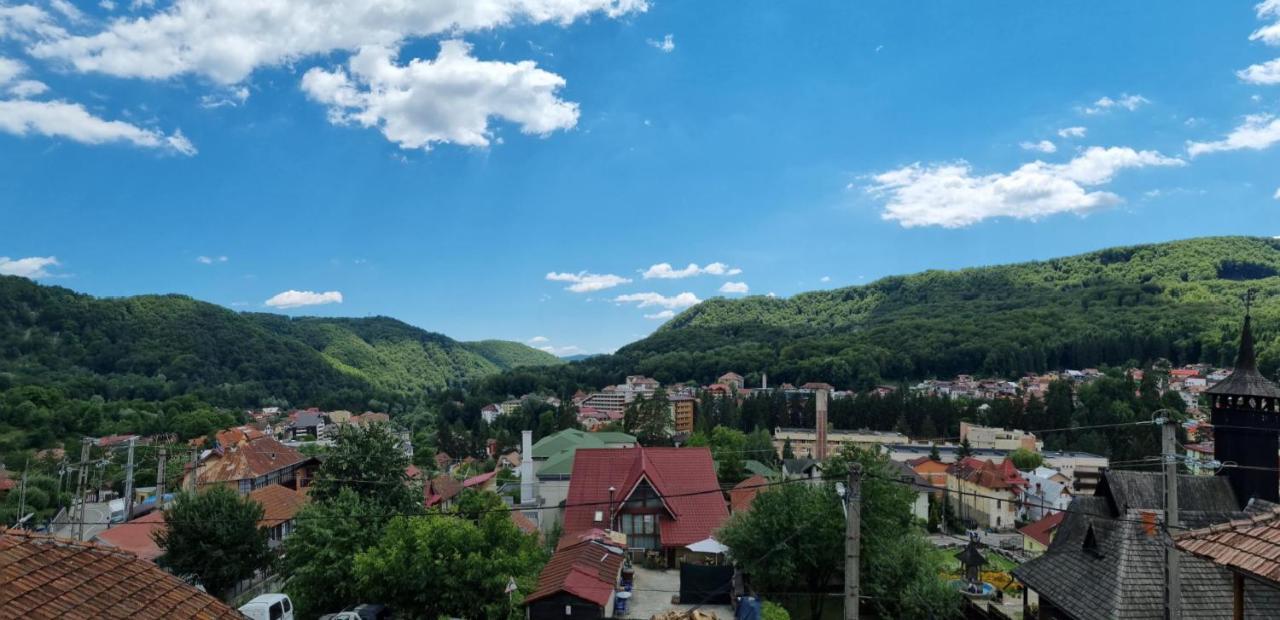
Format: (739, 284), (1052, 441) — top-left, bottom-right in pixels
(1236, 313), (1258, 372)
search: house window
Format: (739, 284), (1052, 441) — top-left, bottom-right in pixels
(238, 479), (251, 494)
(619, 513), (659, 550)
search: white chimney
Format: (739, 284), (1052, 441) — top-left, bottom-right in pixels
(815, 389), (829, 461)
(762, 372), (768, 390)
(520, 430), (536, 506)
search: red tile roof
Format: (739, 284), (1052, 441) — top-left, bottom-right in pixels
(1176, 506), (1280, 583)
(93, 511), (166, 562)
(1018, 511), (1065, 547)
(462, 470), (498, 489)
(195, 435), (308, 486)
(948, 457), (1025, 491)
(525, 539), (624, 607)
(0, 528), (242, 619)
(729, 475), (769, 513)
(511, 511), (539, 536)
(563, 447), (728, 549)
(248, 483), (309, 527)
(425, 474), (463, 508)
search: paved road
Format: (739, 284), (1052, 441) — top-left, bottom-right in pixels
(53, 502), (111, 541)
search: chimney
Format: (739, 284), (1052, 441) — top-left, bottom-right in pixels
(762, 372), (768, 390)
(815, 389), (829, 461)
(520, 430), (536, 506)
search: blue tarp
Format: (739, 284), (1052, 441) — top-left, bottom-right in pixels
(735, 597), (761, 620)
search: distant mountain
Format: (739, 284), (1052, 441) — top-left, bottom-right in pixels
(0, 276), (553, 408)
(559, 354), (597, 362)
(542, 236), (1280, 389)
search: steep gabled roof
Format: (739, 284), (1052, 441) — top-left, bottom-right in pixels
(196, 436), (309, 485)
(248, 483), (309, 527)
(0, 529), (242, 619)
(1018, 511), (1065, 548)
(563, 447), (728, 548)
(525, 539), (624, 607)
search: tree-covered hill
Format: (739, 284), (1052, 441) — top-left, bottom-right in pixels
(500, 237), (1280, 393)
(0, 276), (551, 409)
(460, 340), (564, 370)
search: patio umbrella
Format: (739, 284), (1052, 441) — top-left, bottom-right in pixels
(685, 537), (729, 554)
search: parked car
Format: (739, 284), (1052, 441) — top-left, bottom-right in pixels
(108, 499), (127, 524)
(319, 603), (392, 620)
(238, 593), (295, 620)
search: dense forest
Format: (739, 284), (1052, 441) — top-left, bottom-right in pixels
(484, 236), (1280, 394)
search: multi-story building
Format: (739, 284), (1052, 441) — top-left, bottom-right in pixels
(772, 427), (909, 459)
(959, 422), (1042, 452)
(946, 457), (1025, 531)
(668, 394), (695, 433)
(1041, 450), (1109, 494)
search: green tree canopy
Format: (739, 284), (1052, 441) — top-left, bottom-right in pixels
(1008, 448), (1044, 470)
(309, 423), (417, 512)
(153, 486), (271, 600)
(282, 488), (386, 619)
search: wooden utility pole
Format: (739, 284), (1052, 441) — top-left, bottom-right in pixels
(75, 437), (91, 541)
(1163, 418), (1181, 620)
(15, 460), (28, 528)
(123, 437), (137, 520)
(188, 448), (198, 492)
(845, 462), (862, 620)
(155, 447), (168, 503)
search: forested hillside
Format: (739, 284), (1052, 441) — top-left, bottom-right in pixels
(0, 277), (551, 410)
(489, 237), (1280, 394)
(461, 340), (564, 370)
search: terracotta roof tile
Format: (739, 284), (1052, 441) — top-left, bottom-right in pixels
(729, 475), (769, 513)
(1017, 511), (1065, 547)
(1176, 507), (1280, 584)
(525, 539), (624, 607)
(196, 436), (308, 486)
(248, 484), (309, 527)
(92, 511), (166, 562)
(0, 528), (242, 619)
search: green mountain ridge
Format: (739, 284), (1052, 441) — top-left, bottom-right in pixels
(516, 236), (1280, 392)
(0, 276), (557, 409)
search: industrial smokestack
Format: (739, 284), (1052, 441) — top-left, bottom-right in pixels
(520, 430), (535, 506)
(815, 389), (829, 461)
(762, 372), (767, 390)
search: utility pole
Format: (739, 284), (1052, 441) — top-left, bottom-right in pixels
(155, 447), (168, 504)
(75, 437), (91, 541)
(188, 448), (199, 492)
(123, 437), (137, 520)
(1163, 418), (1181, 620)
(15, 460), (28, 528)
(845, 463), (862, 620)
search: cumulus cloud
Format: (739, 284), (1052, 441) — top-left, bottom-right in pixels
(538, 344), (584, 355)
(613, 291), (701, 310)
(1020, 140), (1057, 154)
(1083, 94), (1149, 114)
(1187, 114), (1280, 156)
(29, 0), (648, 84)
(0, 57), (22, 84)
(0, 57), (48, 98)
(820, 276), (831, 283)
(718, 281), (749, 294)
(642, 261), (741, 279)
(196, 255), (228, 264)
(868, 146), (1185, 228)
(0, 255), (59, 278)
(643, 310), (675, 320)
(264, 289), (343, 309)
(647, 34), (674, 52)
(302, 41), (578, 149)
(0, 99), (196, 154)
(1239, 2), (1280, 84)
(546, 270), (631, 293)
(1275, 187), (1280, 200)
(527, 335), (550, 344)
(1057, 126), (1087, 139)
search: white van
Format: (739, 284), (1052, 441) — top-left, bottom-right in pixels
(108, 499), (127, 524)
(238, 593), (294, 620)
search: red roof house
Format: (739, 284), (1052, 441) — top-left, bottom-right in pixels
(562, 446), (728, 563)
(93, 511), (166, 562)
(729, 475), (769, 513)
(525, 538), (625, 616)
(1018, 511), (1066, 554)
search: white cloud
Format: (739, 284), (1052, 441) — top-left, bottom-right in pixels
(99, 1), (116, 11)
(1274, 187), (1280, 200)
(0, 255), (59, 278)
(820, 276), (831, 283)
(1239, 58), (1280, 85)
(868, 146), (1185, 228)
(718, 281), (749, 294)
(1020, 140), (1057, 154)
(0, 57), (46, 98)
(527, 335), (549, 344)
(546, 270), (631, 293)
(643, 310), (675, 320)
(1057, 126), (1087, 139)
(8, 79), (48, 98)
(642, 261), (741, 279)
(1083, 94), (1149, 114)
(538, 344), (583, 355)
(613, 291), (701, 310)
(0, 99), (196, 154)
(30, 0), (648, 84)
(47, 0), (84, 23)
(196, 255), (228, 264)
(0, 57), (23, 84)
(264, 289), (343, 309)
(647, 33), (674, 53)
(1187, 114), (1280, 156)
(199, 86), (249, 109)
(302, 41), (578, 149)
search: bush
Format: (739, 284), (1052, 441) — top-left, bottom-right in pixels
(762, 601), (790, 620)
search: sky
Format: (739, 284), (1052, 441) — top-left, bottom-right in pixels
(2, 1), (1280, 356)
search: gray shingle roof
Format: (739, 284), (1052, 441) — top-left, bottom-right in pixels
(1013, 471), (1280, 619)
(1207, 315), (1280, 399)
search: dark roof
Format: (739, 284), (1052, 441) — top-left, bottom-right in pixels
(1014, 471), (1280, 619)
(0, 529), (242, 619)
(525, 539), (624, 607)
(782, 458), (820, 474)
(1176, 506), (1280, 584)
(563, 447), (728, 548)
(1207, 314), (1280, 398)
(291, 412), (324, 428)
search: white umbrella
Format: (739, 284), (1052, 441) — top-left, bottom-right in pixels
(685, 537), (728, 554)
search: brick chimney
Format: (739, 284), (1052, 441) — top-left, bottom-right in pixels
(815, 389), (829, 461)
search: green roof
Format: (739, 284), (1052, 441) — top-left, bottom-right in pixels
(713, 459), (779, 479)
(537, 449), (578, 477)
(531, 428), (636, 460)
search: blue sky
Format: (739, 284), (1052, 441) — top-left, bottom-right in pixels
(2, 1), (1279, 355)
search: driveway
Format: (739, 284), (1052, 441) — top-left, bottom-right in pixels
(624, 567), (734, 619)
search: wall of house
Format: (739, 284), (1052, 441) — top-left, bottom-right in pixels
(946, 476), (1017, 530)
